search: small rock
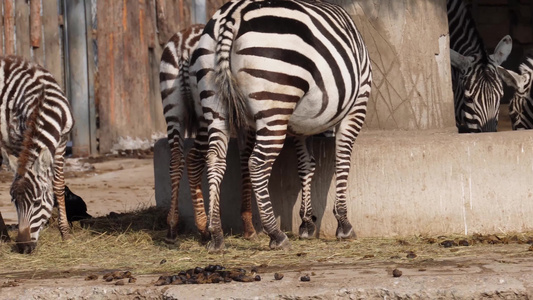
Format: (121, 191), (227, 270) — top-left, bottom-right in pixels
(406, 251), (417, 259)
(392, 269), (402, 277)
(128, 277), (137, 283)
(274, 273), (284, 280)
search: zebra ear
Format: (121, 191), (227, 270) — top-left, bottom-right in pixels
(497, 66), (522, 89)
(449, 49), (474, 71)
(490, 35), (512, 66)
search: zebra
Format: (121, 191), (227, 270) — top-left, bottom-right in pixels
(497, 56), (533, 130)
(0, 56), (74, 254)
(190, 0), (372, 251)
(447, 0), (512, 133)
(159, 24), (257, 243)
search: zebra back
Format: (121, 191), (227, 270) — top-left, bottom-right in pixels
(160, 24), (205, 139)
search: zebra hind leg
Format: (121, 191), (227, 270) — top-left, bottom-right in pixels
(294, 136), (317, 239)
(333, 109), (366, 240)
(186, 126), (210, 243)
(249, 123), (291, 250)
(238, 129), (257, 240)
(205, 127), (231, 252)
(165, 135), (185, 244)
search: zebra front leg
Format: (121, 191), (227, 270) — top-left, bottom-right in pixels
(250, 122), (291, 250)
(294, 136), (316, 239)
(205, 126), (231, 252)
(53, 140), (70, 241)
(186, 126), (210, 243)
(165, 134), (185, 243)
(238, 129), (257, 239)
(333, 109), (366, 240)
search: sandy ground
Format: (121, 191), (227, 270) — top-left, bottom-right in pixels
(0, 156), (156, 225)
(1, 156), (533, 298)
(1, 244), (533, 299)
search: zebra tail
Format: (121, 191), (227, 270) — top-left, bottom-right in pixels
(214, 21), (248, 132)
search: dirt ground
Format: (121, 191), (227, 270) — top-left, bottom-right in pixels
(2, 155), (533, 299)
(0, 155), (157, 225)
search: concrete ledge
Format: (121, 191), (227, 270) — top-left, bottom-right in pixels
(154, 128), (533, 238)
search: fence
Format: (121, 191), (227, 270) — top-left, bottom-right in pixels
(0, 0), (227, 156)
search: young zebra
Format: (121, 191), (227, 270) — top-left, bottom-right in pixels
(0, 56), (74, 253)
(447, 0), (512, 133)
(190, 0), (372, 251)
(497, 56), (533, 130)
(159, 24), (257, 243)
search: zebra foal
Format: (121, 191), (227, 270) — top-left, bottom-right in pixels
(191, 0), (372, 251)
(160, 24), (257, 243)
(447, 0), (512, 132)
(0, 56), (74, 253)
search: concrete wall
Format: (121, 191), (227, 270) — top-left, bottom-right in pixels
(155, 129), (533, 238)
(331, 0), (455, 130)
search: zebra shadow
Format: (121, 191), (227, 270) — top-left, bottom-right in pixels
(269, 136), (336, 239)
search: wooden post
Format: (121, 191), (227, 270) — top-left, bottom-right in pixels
(4, 0), (15, 55)
(30, 0), (42, 48)
(0, 212), (10, 243)
(15, 0), (31, 59)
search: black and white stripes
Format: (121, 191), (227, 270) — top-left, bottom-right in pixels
(0, 56), (74, 253)
(498, 56), (533, 130)
(447, 0), (512, 133)
(191, 0), (372, 251)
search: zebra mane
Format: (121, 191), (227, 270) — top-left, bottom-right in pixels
(16, 84), (50, 176)
(519, 55), (533, 75)
(448, 0), (489, 65)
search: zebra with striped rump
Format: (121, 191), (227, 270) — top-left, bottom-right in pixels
(497, 56), (533, 130)
(447, 0), (512, 133)
(159, 24), (257, 243)
(191, 0), (372, 250)
(0, 56), (74, 253)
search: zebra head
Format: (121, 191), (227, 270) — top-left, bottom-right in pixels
(497, 57), (533, 130)
(11, 151), (54, 254)
(450, 35), (512, 133)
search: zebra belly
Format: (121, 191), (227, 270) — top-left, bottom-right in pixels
(288, 103), (341, 136)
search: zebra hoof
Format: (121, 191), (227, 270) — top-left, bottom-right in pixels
(243, 231), (257, 240)
(207, 234), (225, 253)
(61, 232), (72, 241)
(298, 220), (316, 239)
(269, 233), (291, 250)
(165, 228), (179, 244)
(199, 231), (211, 245)
(336, 226), (357, 240)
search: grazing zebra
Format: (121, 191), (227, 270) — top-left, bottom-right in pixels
(497, 56), (533, 130)
(159, 24), (257, 243)
(0, 56), (74, 254)
(447, 0), (512, 133)
(190, 0), (372, 251)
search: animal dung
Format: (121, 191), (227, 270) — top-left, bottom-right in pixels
(154, 265), (261, 286)
(392, 269), (403, 277)
(102, 271), (134, 284)
(406, 251), (417, 259)
(274, 273), (284, 280)
(300, 275), (311, 282)
(85, 274), (98, 281)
